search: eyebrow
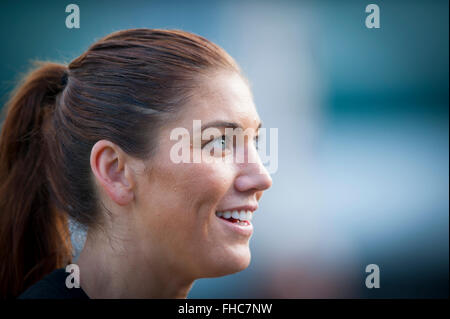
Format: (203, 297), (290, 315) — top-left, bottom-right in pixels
(201, 120), (263, 131)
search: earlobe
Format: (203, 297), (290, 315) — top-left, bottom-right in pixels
(90, 140), (135, 206)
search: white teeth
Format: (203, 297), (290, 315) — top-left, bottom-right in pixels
(216, 210), (254, 222)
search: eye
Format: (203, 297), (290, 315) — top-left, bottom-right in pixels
(209, 135), (226, 149)
(203, 135), (232, 154)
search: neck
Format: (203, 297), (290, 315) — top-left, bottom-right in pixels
(76, 228), (194, 299)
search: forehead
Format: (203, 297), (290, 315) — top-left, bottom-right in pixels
(176, 71), (260, 128)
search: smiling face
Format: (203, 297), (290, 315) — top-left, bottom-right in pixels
(132, 71), (272, 280)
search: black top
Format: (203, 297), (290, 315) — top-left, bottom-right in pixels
(18, 268), (90, 299)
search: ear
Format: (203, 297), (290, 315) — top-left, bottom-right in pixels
(90, 140), (135, 206)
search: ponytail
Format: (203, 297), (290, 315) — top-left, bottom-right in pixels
(0, 62), (72, 298)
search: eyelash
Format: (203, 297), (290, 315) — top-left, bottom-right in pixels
(202, 135), (259, 151)
(203, 135), (229, 151)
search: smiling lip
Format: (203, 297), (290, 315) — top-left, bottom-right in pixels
(216, 215), (253, 237)
(215, 204), (257, 237)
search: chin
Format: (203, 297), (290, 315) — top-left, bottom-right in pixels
(203, 244), (252, 278)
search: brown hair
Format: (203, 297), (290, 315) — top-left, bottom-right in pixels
(0, 28), (240, 298)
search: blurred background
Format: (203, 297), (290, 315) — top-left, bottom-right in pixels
(0, 0), (448, 298)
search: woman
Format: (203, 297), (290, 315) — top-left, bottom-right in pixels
(0, 28), (272, 299)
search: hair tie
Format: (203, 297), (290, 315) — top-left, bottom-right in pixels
(61, 72), (68, 86)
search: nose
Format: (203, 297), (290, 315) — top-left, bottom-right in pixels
(234, 145), (273, 193)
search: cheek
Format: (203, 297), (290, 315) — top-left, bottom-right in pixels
(187, 162), (234, 206)
(136, 160), (235, 240)
(134, 160), (237, 276)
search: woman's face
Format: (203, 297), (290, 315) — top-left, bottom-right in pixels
(132, 71), (272, 279)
